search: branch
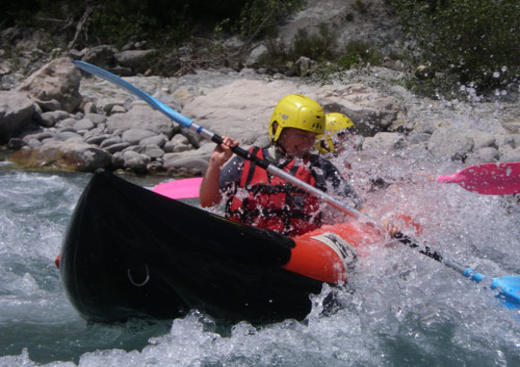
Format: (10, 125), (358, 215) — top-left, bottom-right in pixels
(67, 4), (97, 50)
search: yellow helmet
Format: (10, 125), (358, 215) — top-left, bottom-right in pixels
(269, 94), (325, 142)
(315, 112), (355, 153)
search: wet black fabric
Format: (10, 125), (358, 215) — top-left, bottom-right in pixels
(60, 171), (323, 323)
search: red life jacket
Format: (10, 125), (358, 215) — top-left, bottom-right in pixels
(225, 147), (322, 236)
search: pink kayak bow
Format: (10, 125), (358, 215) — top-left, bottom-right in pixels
(153, 177), (202, 200)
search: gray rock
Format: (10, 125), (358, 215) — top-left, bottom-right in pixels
(0, 91), (35, 143)
(136, 144), (164, 159)
(106, 104), (176, 137)
(26, 138), (42, 148)
(18, 140), (111, 171)
(362, 132), (407, 152)
(110, 105), (127, 114)
(147, 160), (165, 173)
(320, 84), (402, 136)
(81, 45), (118, 70)
(7, 137), (26, 150)
(100, 136), (123, 148)
(121, 129), (156, 145)
(114, 49), (158, 72)
(428, 129), (475, 161)
(40, 110), (70, 127)
(163, 155), (208, 175)
(111, 151), (124, 169)
(85, 113), (107, 125)
(164, 135), (189, 153)
(140, 134), (167, 148)
(83, 102), (97, 114)
(408, 132), (431, 145)
(35, 99), (62, 112)
(122, 150), (151, 173)
(85, 134), (113, 145)
(292, 56), (316, 76)
(501, 119), (520, 133)
(163, 143), (214, 175)
(22, 131), (53, 142)
(499, 146), (520, 162)
(56, 131), (82, 141)
(16, 57), (82, 112)
(245, 44), (268, 67)
(73, 118), (95, 131)
(55, 118), (77, 129)
(104, 142), (131, 153)
(467, 147), (500, 164)
(466, 131), (497, 150)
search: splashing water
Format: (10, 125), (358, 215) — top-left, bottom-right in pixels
(2, 120), (520, 366)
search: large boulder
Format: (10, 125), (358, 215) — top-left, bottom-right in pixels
(81, 45), (118, 70)
(318, 83), (402, 136)
(0, 91), (36, 143)
(114, 49), (158, 73)
(16, 57), (82, 112)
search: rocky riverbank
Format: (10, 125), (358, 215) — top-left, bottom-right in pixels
(1, 0), (519, 178)
(2, 55), (520, 179)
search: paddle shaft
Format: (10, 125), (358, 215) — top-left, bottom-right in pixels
(74, 61), (519, 308)
(394, 233), (487, 281)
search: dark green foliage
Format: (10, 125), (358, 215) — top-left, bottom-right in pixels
(260, 24), (383, 75)
(0, 0), (302, 48)
(238, 0), (303, 40)
(390, 0), (520, 95)
(338, 40), (382, 69)
(291, 24), (337, 61)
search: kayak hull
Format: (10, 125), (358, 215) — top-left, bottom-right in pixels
(60, 171), (382, 323)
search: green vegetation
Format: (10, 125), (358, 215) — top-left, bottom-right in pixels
(2, 0), (518, 97)
(389, 0), (520, 96)
(238, 0), (303, 40)
(0, 0), (302, 48)
(260, 23), (383, 77)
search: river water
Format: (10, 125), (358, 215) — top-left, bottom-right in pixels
(1, 131), (520, 367)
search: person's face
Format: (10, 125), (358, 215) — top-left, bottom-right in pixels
(278, 128), (317, 157)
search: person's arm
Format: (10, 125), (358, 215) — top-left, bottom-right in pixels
(199, 137), (238, 207)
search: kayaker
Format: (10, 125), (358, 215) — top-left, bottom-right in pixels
(315, 112), (356, 177)
(199, 94), (362, 237)
(315, 112), (355, 158)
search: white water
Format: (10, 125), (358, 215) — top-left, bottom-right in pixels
(1, 101), (520, 366)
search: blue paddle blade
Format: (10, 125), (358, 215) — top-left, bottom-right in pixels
(73, 60), (193, 128)
(491, 276), (520, 309)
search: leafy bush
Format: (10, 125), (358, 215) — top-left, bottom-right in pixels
(238, 0), (303, 40)
(260, 23), (383, 76)
(390, 0), (520, 95)
(291, 24), (337, 61)
(0, 0), (302, 48)
(338, 40), (382, 69)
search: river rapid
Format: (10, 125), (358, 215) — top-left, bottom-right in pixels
(1, 78), (520, 366)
